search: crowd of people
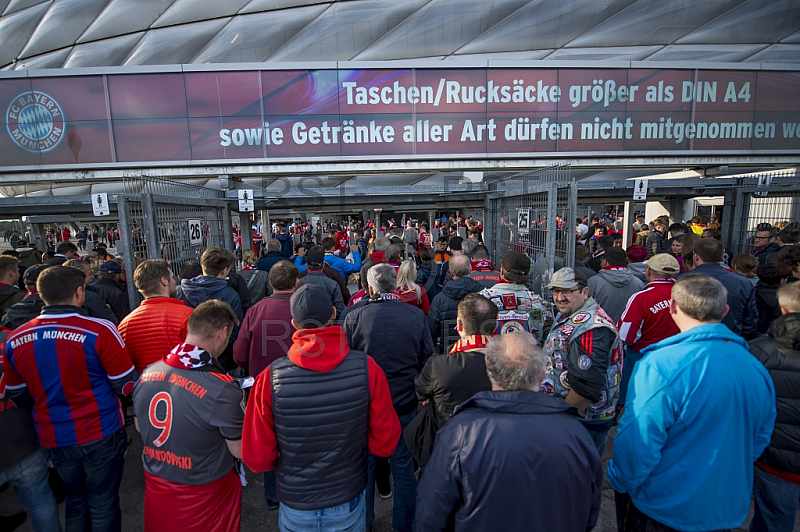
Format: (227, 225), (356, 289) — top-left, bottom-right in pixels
(0, 210), (798, 532)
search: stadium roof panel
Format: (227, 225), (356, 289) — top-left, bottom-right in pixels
(2, 0), (799, 69)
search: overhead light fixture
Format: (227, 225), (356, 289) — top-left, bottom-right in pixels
(230, 33), (240, 44)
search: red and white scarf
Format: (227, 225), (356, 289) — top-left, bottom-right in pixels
(449, 335), (491, 354)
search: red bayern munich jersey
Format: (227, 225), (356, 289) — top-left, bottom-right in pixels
(617, 279), (680, 352)
(3, 309), (136, 448)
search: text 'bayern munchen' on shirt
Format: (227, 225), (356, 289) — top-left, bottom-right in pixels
(2, 308), (137, 448)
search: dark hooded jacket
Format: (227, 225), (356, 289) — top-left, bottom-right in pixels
(749, 313), (800, 475)
(427, 277), (483, 354)
(0, 285), (25, 315)
(2, 292), (44, 330)
(416, 390), (602, 532)
(177, 275), (243, 348)
(15, 247), (42, 268)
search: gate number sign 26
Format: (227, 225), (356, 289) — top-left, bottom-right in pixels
(188, 219), (202, 245)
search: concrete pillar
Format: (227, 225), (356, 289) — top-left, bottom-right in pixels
(260, 209), (270, 238)
(622, 200), (634, 248)
(240, 215), (253, 252)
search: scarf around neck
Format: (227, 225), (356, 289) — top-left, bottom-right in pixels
(450, 335), (491, 354)
(164, 342), (217, 370)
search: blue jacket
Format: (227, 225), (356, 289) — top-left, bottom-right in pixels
(256, 251), (288, 272)
(607, 323), (775, 531)
(295, 252), (361, 283)
(684, 263), (758, 339)
(417, 390), (602, 532)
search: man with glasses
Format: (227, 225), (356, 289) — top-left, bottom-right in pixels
(753, 223), (780, 264)
(541, 267), (624, 455)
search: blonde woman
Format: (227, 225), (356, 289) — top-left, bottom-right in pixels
(239, 249), (269, 303)
(395, 259), (430, 315)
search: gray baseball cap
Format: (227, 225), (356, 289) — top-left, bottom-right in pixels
(546, 267), (588, 289)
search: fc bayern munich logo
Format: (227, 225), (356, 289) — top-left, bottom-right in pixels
(6, 91), (65, 152)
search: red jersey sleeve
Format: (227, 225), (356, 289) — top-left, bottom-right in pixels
(242, 369), (279, 472)
(1, 348), (25, 389)
(367, 356), (401, 457)
(617, 292), (644, 345)
(96, 324), (137, 396)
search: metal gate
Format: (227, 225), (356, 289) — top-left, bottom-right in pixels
(485, 165), (576, 295)
(117, 176), (233, 308)
(722, 170), (800, 255)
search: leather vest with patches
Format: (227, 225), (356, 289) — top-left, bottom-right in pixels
(542, 298), (623, 421)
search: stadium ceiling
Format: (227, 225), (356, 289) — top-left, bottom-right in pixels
(2, 0), (799, 71)
(1, 0), (799, 198)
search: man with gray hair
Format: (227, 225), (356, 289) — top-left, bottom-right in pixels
(428, 254), (483, 354)
(341, 263), (434, 532)
(608, 274), (776, 532)
(417, 331), (602, 531)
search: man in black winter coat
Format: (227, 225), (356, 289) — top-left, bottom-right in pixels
(416, 331), (602, 532)
(748, 281), (800, 532)
(416, 293), (494, 427)
(1, 264), (46, 330)
(427, 255), (483, 354)
(91, 260), (130, 322)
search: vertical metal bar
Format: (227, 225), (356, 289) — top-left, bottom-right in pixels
(545, 182), (558, 292)
(730, 188), (747, 255)
(141, 194), (161, 260)
(117, 198), (141, 310)
(484, 194), (493, 260)
(721, 188), (736, 252)
(567, 180), (577, 268)
(221, 204), (234, 252)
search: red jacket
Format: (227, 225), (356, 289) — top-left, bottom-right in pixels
(242, 326), (400, 472)
(118, 297), (192, 372)
(395, 287), (431, 315)
(232, 293), (295, 378)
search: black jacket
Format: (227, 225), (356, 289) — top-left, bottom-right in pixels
(0, 285), (25, 315)
(415, 349), (492, 426)
(688, 263), (758, 339)
(427, 277), (483, 354)
(754, 242), (780, 264)
(416, 390), (602, 532)
(341, 297), (434, 415)
(2, 292), (44, 330)
(749, 313), (800, 475)
(84, 288), (119, 325)
(90, 278), (130, 322)
(755, 283), (781, 334)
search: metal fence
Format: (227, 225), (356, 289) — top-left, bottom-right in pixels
(118, 175), (232, 307)
(485, 164), (576, 295)
(723, 170), (800, 256)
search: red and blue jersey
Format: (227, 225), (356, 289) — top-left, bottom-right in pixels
(2, 306), (137, 448)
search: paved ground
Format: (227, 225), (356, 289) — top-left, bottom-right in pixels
(4, 423), (797, 532)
